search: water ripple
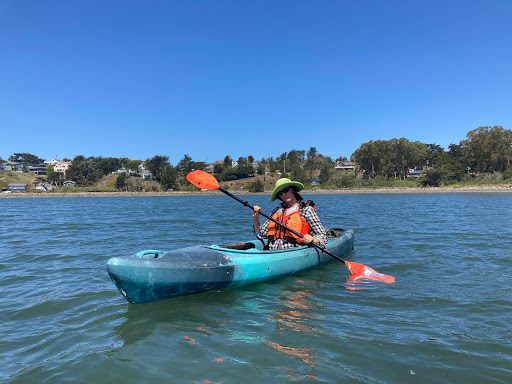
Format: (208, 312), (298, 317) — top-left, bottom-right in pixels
(1, 194), (511, 383)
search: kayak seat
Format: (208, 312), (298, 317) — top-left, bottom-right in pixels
(218, 242), (256, 250)
(325, 228), (345, 238)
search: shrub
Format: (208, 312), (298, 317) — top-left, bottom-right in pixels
(249, 179), (265, 192)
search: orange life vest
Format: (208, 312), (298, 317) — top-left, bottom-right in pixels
(267, 203), (310, 243)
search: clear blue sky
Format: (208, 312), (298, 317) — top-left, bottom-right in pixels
(1, 0), (510, 165)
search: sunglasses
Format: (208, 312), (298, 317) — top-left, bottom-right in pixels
(277, 186), (291, 197)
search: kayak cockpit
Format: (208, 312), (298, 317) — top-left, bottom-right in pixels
(204, 228), (347, 253)
(133, 229), (347, 258)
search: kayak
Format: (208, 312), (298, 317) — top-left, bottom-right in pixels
(107, 228), (354, 304)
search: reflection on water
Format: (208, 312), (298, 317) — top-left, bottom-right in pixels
(111, 276), (326, 380)
(265, 278), (323, 380)
(274, 285), (315, 326)
(266, 279), (319, 377)
(344, 275), (384, 290)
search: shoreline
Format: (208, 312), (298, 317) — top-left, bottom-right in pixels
(2, 185), (512, 198)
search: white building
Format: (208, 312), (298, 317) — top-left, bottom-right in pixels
(54, 161), (71, 173)
(44, 159), (61, 166)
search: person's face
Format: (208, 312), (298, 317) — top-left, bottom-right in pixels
(278, 186), (295, 205)
(277, 186), (291, 198)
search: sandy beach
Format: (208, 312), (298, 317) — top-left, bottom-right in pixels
(2, 185), (512, 198)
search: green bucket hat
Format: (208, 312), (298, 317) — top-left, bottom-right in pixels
(270, 178), (304, 202)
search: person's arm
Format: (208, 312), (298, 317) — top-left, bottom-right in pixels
(252, 205), (271, 238)
(253, 205), (282, 238)
(252, 205), (262, 232)
(301, 206), (328, 245)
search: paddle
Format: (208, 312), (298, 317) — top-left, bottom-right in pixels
(186, 170), (395, 283)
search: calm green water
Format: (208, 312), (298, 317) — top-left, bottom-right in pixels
(1, 193), (511, 383)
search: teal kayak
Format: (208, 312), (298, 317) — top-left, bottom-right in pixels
(107, 228), (354, 304)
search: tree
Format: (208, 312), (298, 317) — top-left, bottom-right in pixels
(267, 157), (279, 173)
(257, 162), (265, 175)
(223, 155), (233, 168)
(390, 139), (428, 180)
(160, 166), (178, 190)
(126, 159), (143, 173)
(352, 139), (428, 180)
(319, 161), (334, 184)
(177, 154), (193, 174)
(177, 154), (205, 177)
(66, 155), (101, 186)
(421, 151), (465, 186)
(352, 140), (379, 178)
(291, 168), (309, 184)
(97, 157), (120, 176)
(46, 165), (63, 187)
(233, 157), (254, 178)
(249, 179), (264, 192)
(287, 149), (305, 173)
(461, 126), (512, 173)
(421, 168), (444, 187)
(213, 162), (225, 179)
(115, 173), (128, 190)
(425, 144), (445, 167)
(307, 147), (318, 159)
(145, 155), (170, 181)
(9, 153), (45, 164)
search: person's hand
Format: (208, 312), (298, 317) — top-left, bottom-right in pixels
(302, 234), (318, 244)
(252, 205), (261, 218)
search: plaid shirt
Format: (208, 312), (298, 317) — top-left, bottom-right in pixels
(254, 204), (328, 250)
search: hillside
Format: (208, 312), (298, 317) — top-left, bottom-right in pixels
(221, 175), (276, 191)
(0, 171), (45, 191)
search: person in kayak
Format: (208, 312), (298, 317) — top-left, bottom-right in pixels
(252, 178), (327, 250)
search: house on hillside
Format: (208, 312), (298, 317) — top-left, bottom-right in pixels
(204, 161), (223, 174)
(54, 161), (71, 173)
(27, 164), (47, 175)
(407, 169), (423, 179)
(44, 159), (61, 166)
(8, 183), (28, 192)
(310, 177), (321, 185)
(141, 170), (153, 180)
(204, 163), (215, 174)
(3, 162), (27, 172)
(335, 161), (355, 171)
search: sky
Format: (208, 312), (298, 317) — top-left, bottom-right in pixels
(1, 0), (511, 165)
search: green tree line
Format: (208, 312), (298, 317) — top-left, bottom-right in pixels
(352, 126), (512, 186)
(3, 126), (511, 191)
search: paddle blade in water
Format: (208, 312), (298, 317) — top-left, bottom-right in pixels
(186, 170), (219, 190)
(345, 261), (395, 284)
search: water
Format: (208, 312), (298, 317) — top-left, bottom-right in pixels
(0, 193), (511, 383)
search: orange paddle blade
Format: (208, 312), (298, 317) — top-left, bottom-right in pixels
(186, 170), (220, 190)
(345, 261), (395, 284)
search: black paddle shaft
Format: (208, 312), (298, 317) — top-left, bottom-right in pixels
(217, 187), (347, 264)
